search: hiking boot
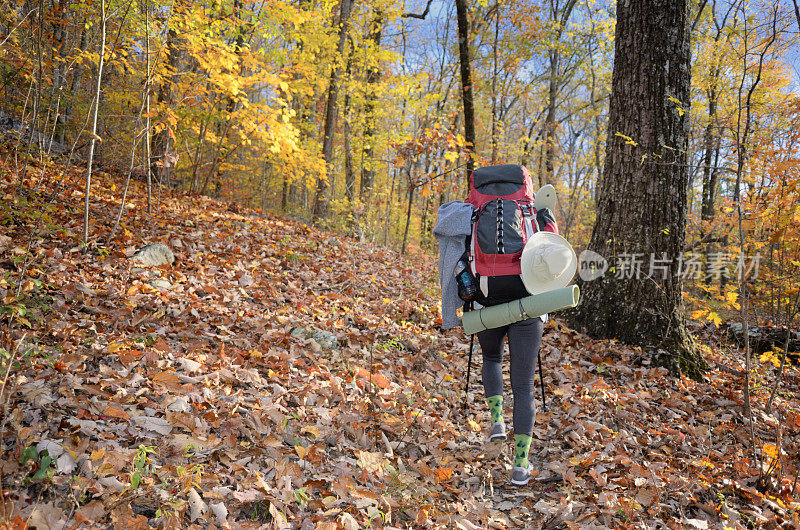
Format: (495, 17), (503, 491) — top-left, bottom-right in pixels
(511, 463), (534, 486)
(486, 422), (506, 442)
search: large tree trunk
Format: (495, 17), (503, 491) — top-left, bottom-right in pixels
(312, 0), (354, 222)
(566, 0), (706, 378)
(455, 0), (476, 177)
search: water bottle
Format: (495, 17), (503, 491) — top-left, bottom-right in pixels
(455, 258), (479, 301)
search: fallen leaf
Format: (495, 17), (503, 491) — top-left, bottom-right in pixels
(131, 415), (172, 435)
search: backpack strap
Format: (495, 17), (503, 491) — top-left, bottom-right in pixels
(469, 216), (478, 276)
(468, 204), (484, 276)
(520, 201), (537, 237)
(480, 276), (489, 299)
(468, 224), (489, 298)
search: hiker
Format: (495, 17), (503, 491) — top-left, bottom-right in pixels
(434, 164), (576, 486)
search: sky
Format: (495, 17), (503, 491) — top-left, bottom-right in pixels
(392, 0), (800, 92)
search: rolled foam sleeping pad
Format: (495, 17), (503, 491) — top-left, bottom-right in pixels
(461, 285), (580, 335)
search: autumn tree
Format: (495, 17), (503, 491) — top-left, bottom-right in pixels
(567, 0), (706, 377)
(312, 0), (355, 222)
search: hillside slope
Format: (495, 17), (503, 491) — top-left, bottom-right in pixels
(1, 158), (799, 529)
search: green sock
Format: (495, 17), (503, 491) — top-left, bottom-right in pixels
(486, 395), (503, 424)
(514, 434), (532, 468)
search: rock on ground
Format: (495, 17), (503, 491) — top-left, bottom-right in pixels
(149, 278), (172, 290)
(131, 243), (175, 267)
(290, 327), (339, 350)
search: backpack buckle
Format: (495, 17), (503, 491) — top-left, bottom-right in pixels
(521, 202), (534, 217)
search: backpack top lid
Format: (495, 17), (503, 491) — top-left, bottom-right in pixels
(467, 164), (535, 204)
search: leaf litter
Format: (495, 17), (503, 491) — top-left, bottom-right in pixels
(1, 161), (800, 528)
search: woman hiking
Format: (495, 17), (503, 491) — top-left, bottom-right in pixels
(433, 164), (576, 486)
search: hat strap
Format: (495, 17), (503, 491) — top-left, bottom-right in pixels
(519, 299), (532, 320)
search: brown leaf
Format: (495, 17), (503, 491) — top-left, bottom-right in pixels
(110, 506), (149, 530)
(102, 406), (129, 421)
(635, 488), (658, 507)
(152, 370), (181, 389)
(75, 500), (105, 523)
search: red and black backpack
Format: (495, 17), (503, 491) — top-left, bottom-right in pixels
(465, 164), (557, 302)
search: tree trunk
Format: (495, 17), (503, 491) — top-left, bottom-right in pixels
(144, 0), (152, 214)
(401, 183), (414, 255)
(490, 1), (500, 164)
(565, 0), (706, 378)
(543, 0), (578, 183)
(211, 0), (248, 198)
(587, 38), (603, 202)
(343, 95), (357, 232)
(60, 28), (87, 146)
(343, 50), (356, 213)
(359, 10), (383, 203)
(150, 24), (179, 188)
(700, 81), (719, 285)
(543, 47), (558, 182)
(455, 0), (476, 177)
(281, 173), (289, 211)
(312, 0), (354, 222)
(84, 0), (106, 244)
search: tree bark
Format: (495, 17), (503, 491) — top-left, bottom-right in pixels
(700, 82), (720, 285)
(455, 0), (476, 178)
(699, 2), (732, 232)
(60, 28), (87, 146)
(543, 46), (559, 182)
(565, 0), (706, 378)
(312, 0), (354, 222)
(150, 23), (179, 189)
(401, 183), (414, 255)
(359, 9), (383, 203)
(144, 0), (152, 214)
(342, 47), (356, 212)
(84, 0), (106, 244)
(490, 1), (500, 164)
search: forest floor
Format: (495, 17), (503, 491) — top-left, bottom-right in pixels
(1, 154), (800, 530)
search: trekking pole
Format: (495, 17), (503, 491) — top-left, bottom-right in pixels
(531, 214), (548, 411)
(463, 333), (474, 410)
(463, 301), (474, 410)
(537, 349), (547, 411)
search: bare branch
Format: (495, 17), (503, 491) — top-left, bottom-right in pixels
(691, 0), (709, 32)
(402, 0), (434, 19)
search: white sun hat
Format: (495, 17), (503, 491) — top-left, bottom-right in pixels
(520, 231), (578, 295)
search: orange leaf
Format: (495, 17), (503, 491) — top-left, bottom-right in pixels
(433, 467), (453, 483)
(763, 443), (779, 460)
(102, 406), (129, 421)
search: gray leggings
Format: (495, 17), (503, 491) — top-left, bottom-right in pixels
(478, 317), (543, 436)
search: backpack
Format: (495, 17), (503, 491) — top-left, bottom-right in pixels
(465, 165), (557, 302)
